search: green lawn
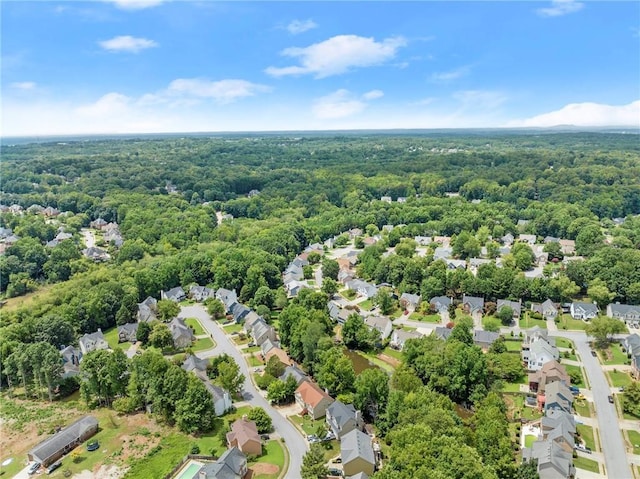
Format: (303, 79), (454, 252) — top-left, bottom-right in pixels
(359, 351), (396, 373)
(103, 327), (122, 350)
(249, 440), (286, 479)
(627, 429), (640, 455)
(503, 394), (543, 421)
(233, 335), (251, 345)
(573, 456), (600, 474)
(382, 347), (404, 361)
(524, 435), (537, 448)
(564, 365), (586, 388)
(602, 343), (630, 366)
(247, 354), (264, 367)
(576, 424), (596, 451)
(558, 314), (589, 331)
(359, 299), (373, 311)
(504, 340), (523, 352)
(573, 399), (592, 418)
(341, 289), (357, 300)
(519, 314), (547, 329)
(555, 337), (574, 349)
(560, 350), (577, 362)
(223, 323), (243, 334)
(184, 317), (205, 336)
(289, 414), (322, 437)
(192, 337), (215, 352)
(607, 370), (634, 388)
(409, 312), (441, 322)
(245, 345), (261, 353)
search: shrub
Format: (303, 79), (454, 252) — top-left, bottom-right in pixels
(191, 444), (200, 454)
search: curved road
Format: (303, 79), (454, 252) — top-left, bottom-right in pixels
(179, 305), (307, 479)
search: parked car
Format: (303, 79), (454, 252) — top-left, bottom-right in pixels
(86, 440), (100, 451)
(327, 468), (343, 477)
(47, 460), (62, 474)
(260, 434), (270, 441)
(590, 350), (597, 357)
(608, 395), (614, 404)
(28, 462), (41, 475)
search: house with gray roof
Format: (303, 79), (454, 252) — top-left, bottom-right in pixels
(251, 319), (277, 346)
(433, 326), (453, 341)
(390, 329), (423, 350)
(161, 286), (186, 302)
(522, 439), (575, 479)
(541, 410), (576, 438)
(216, 288), (238, 313)
(189, 285), (214, 302)
(519, 234), (537, 245)
(364, 316), (392, 340)
(433, 247), (453, 260)
(182, 354), (209, 374)
(137, 296), (158, 323)
(502, 233), (514, 245)
(497, 299), (522, 320)
(346, 280), (378, 299)
(78, 330), (109, 355)
(82, 246), (110, 261)
(523, 338), (559, 372)
(606, 303), (640, 323)
(243, 311), (263, 334)
(169, 317), (195, 349)
(399, 293), (421, 311)
(326, 400), (362, 440)
(569, 302), (598, 320)
(194, 446), (247, 479)
(346, 473), (369, 479)
(60, 346), (82, 378)
(341, 429), (375, 477)
(260, 338), (280, 357)
(544, 421), (575, 453)
(462, 295), (484, 316)
(523, 326), (549, 345)
(279, 365), (307, 385)
(117, 323), (138, 343)
(531, 299), (558, 320)
(623, 334), (640, 357)
(231, 303), (251, 323)
(28, 416), (98, 467)
(204, 382), (232, 416)
(544, 381), (573, 415)
(429, 296), (452, 314)
(473, 330), (500, 351)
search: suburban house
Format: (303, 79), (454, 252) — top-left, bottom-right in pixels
(60, 345), (82, 378)
(559, 239), (576, 255)
(295, 381), (334, 420)
(251, 319), (277, 346)
(181, 354), (209, 374)
(137, 296), (158, 323)
(117, 323), (138, 343)
(326, 400), (362, 440)
(433, 247), (453, 260)
(260, 338), (280, 358)
(569, 302), (598, 320)
(329, 301), (358, 325)
(502, 233), (515, 245)
(216, 288), (239, 314)
(469, 257), (492, 275)
(473, 330), (500, 351)
(265, 345), (292, 368)
(462, 295), (485, 317)
(399, 293), (421, 311)
(543, 420), (575, 453)
(543, 381), (574, 414)
(606, 303), (640, 323)
(529, 360), (570, 394)
(531, 299), (559, 320)
(195, 447), (247, 479)
(231, 303), (251, 323)
(519, 234), (537, 245)
(390, 329), (423, 350)
(446, 259), (467, 270)
(497, 299), (522, 320)
(523, 338), (559, 372)
(279, 365), (308, 385)
(78, 330), (109, 355)
(433, 326), (453, 341)
(522, 439), (575, 479)
(414, 235), (432, 246)
(523, 326), (549, 346)
(284, 279), (308, 298)
(623, 334), (640, 357)
(429, 296), (452, 314)
(168, 317), (195, 349)
(434, 236), (452, 247)
(28, 416), (99, 467)
(341, 429), (376, 477)
(204, 382), (233, 417)
(364, 316), (393, 340)
(161, 286), (186, 302)
(243, 311), (263, 333)
(189, 285), (214, 302)
(90, 218), (108, 229)
(346, 280), (378, 299)
(82, 246), (110, 261)
(226, 418), (262, 456)
(541, 410), (576, 441)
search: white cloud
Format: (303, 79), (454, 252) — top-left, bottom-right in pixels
(287, 19), (317, 35)
(76, 92), (131, 117)
(431, 65), (471, 82)
(99, 35), (158, 53)
(363, 90), (384, 101)
(10, 82), (36, 90)
(105, 0), (165, 10)
(265, 34), (407, 78)
(167, 79), (270, 104)
(537, 0), (584, 17)
(312, 89), (383, 119)
(509, 100), (640, 127)
(453, 90), (508, 110)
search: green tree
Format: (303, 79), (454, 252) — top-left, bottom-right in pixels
(322, 259), (340, 281)
(483, 317), (501, 332)
(497, 306), (514, 325)
(136, 321), (152, 344)
(216, 358), (245, 395)
(374, 287), (396, 315)
(622, 381), (640, 418)
(301, 444), (329, 479)
(205, 298), (226, 319)
(321, 277), (338, 297)
(354, 367), (389, 421)
(586, 316), (627, 348)
(265, 355), (285, 379)
(587, 278), (615, 308)
(247, 407), (272, 433)
(175, 376), (215, 433)
(157, 299), (180, 322)
(316, 347), (356, 396)
(517, 459), (540, 479)
(253, 286), (275, 309)
(148, 322), (174, 349)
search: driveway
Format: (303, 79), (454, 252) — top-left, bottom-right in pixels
(179, 305), (307, 479)
(550, 331), (633, 479)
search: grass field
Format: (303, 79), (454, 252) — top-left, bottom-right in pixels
(359, 299), (373, 311)
(247, 354), (264, 367)
(249, 440), (286, 479)
(408, 312), (440, 322)
(573, 456), (600, 473)
(601, 343), (630, 365)
(555, 337), (574, 349)
(503, 394), (543, 421)
(504, 339), (523, 352)
(565, 365), (586, 388)
(576, 424), (596, 451)
(627, 430), (640, 455)
(558, 314), (589, 331)
(223, 323), (243, 334)
(192, 337), (215, 352)
(184, 317), (205, 336)
(573, 400), (591, 418)
(382, 347), (403, 361)
(341, 289), (357, 300)
(607, 370), (634, 388)
(519, 314), (547, 329)
(102, 327), (122, 350)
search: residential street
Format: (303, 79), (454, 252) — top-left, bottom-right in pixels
(178, 305), (307, 479)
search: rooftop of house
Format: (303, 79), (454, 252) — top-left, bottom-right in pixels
(341, 429), (375, 466)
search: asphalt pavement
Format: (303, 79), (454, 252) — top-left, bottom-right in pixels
(179, 305), (308, 479)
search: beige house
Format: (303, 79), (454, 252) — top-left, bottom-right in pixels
(226, 418), (262, 456)
(341, 429), (375, 477)
(295, 381), (334, 419)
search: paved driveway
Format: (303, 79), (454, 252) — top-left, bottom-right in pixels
(179, 305), (307, 479)
(550, 331), (633, 479)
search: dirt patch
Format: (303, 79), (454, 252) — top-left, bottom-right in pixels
(250, 463), (279, 475)
(377, 353), (401, 368)
(73, 464), (125, 479)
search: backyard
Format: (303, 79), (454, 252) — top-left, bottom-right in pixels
(607, 370), (634, 388)
(102, 327), (122, 350)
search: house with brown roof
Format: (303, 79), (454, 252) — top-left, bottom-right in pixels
(528, 360), (570, 394)
(295, 381), (334, 419)
(265, 346), (292, 367)
(226, 418), (262, 456)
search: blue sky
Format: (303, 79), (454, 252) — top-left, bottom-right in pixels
(2, 0), (639, 136)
